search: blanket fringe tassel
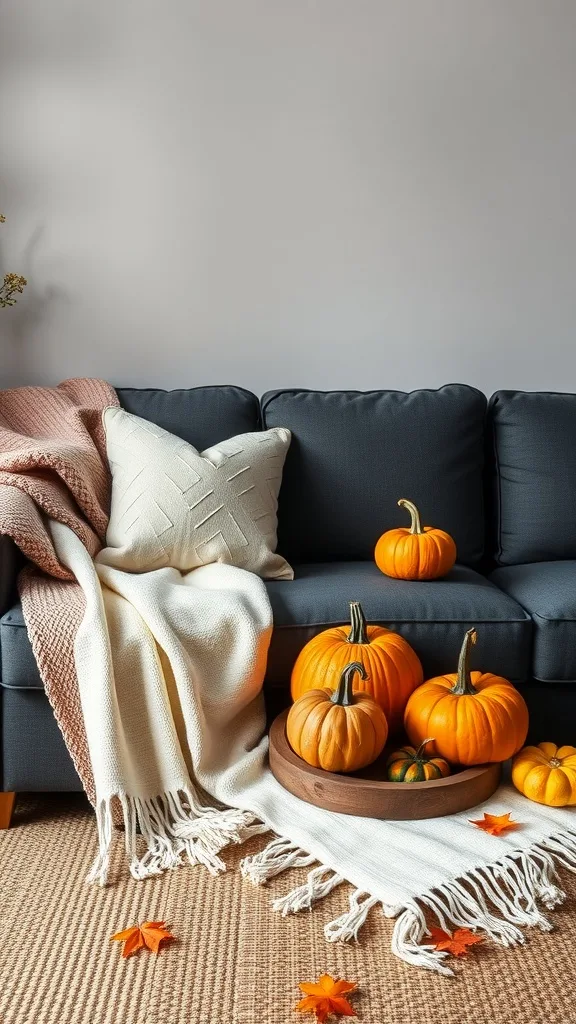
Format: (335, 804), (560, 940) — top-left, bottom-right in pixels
(87, 797), (576, 976)
(86, 787), (268, 885)
(240, 829), (576, 976)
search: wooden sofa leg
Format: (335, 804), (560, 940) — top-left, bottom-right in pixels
(0, 793), (16, 829)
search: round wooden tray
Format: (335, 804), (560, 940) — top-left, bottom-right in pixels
(269, 710), (502, 821)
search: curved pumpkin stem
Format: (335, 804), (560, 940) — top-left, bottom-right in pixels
(398, 498), (424, 535)
(414, 738), (435, 760)
(347, 601), (369, 644)
(330, 662), (368, 707)
(450, 628), (478, 695)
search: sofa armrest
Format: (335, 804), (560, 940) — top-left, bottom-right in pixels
(0, 535), (20, 617)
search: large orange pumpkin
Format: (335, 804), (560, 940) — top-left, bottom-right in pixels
(290, 600), (423, 732)
(404, 627), (529, 765)
(374, 499), (457, 580)
(286, 662), (388, 773)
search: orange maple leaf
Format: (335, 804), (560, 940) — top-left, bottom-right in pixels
(469, 811), (521, 836)
(111, 920), (176, 958)
(428, 926), (483, 957)
(296, 974), (357, 1021)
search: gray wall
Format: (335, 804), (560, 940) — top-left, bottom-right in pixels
(1, 0), (575, 393)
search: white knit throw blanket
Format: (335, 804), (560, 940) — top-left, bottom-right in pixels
(49, 519), (576, 975)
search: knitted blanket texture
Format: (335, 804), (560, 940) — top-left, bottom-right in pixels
(0, 379), (119, 800)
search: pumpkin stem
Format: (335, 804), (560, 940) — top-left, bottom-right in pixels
(450, 628), (478, 695)
(331, 661), (368, 707)
(398, 498), (424, 535)
(414, 738), (435, 760)
(347, 601), (369, 644)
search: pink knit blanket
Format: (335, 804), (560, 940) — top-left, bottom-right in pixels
(0, 378), (119, 801)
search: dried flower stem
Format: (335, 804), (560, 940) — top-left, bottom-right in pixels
(0, 214), (27, 308)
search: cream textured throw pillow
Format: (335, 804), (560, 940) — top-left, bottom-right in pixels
(98, 407), (293, 580)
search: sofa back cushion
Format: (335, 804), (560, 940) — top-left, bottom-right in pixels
(489, 390), (576, 565)
(262, 385), (486, 564)
(116, 386), (260, 450)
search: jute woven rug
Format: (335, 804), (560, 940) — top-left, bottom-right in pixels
(1, 795), (573, 1024)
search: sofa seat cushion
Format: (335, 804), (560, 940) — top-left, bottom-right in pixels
(490, 562), (576, 682)
(265, 561), (532, 689)
(262, 386), (487, 565)
(1, 563), (532, 696)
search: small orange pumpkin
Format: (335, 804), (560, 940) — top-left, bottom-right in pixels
(374, 499), (457, 580)
(512, 742), (576, 807)
(404, 627), (529, 765)
(290, 601), (422, 733)
(286, 662), (388, 773)
(386, 738), (451, 783)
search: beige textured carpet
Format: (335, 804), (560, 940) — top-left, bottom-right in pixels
(1, 795), (574, 1024)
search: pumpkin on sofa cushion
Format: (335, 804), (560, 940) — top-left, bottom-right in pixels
(375, 499), (457, 581)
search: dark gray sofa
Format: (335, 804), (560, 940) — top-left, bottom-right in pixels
(1, 384), (575, 796)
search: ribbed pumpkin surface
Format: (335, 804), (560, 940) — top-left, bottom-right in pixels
(290, 603), (422, 734)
